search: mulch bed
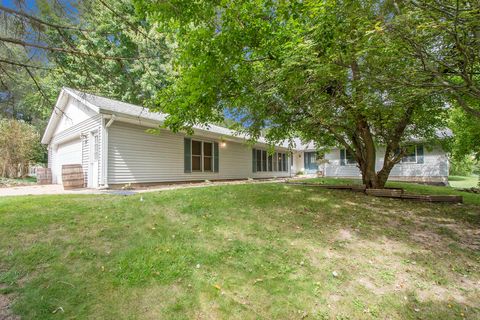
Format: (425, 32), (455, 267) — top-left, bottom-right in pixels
(286, 181), (463, 203)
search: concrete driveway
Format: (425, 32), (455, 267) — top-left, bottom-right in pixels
(0, 184), (105, 197)
(0, 179), (287, 197)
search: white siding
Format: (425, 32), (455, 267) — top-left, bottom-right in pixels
(323, 146), (449, 183)
(53, 96), (97, 136)
(49, 114), (103, 186)
(107, 122), (291, 185)
(292, 151), (304, 174)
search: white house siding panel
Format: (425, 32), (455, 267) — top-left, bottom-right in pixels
(323, 146), (448, 183)
(53, 96), (97, 136)
(49, 114), (103, 186)
(107, 122), (290, 185)
(292, 151), (304, 174)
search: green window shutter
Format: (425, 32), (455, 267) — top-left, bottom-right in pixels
(184, 137), (191, 173)
(340, 149), (346, 166)
(416, 145), (424, 164)
(304, 152), (308, 170)
(282, 153), (286, 171)
(252, 149), (257, 173)
(214, 142), (219, 172)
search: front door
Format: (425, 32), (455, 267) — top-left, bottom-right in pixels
(88, 131), (99, 188)
(304, 152), (318, 174)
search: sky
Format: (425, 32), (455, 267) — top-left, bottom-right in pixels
(1, 0), (38, 11)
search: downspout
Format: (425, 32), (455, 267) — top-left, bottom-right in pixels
(99, 115), (115, 189)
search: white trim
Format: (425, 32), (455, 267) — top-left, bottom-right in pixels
(41, 90), (69, 144)
(41, 88), (100, 144)
(101, 114), (116, 188)
(63, 88), (100, 113)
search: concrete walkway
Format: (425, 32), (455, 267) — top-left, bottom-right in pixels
(0, 179), (287, 197)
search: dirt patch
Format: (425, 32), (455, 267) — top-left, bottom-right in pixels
(0, 291), (19, 320)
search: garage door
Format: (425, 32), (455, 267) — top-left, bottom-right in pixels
(53, 138), (82, 184)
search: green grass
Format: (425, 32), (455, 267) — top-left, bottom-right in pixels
(300, 177), (480, 205)
(449, 175), (479, 189)
(0, 183), (479, 319)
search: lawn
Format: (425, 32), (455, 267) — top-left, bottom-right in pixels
(0, 183), (479, 319)
(299, 177), (480, 206)
(449, 175), (479, 189)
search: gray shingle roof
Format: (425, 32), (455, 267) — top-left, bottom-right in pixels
(61, 88), (451, 150)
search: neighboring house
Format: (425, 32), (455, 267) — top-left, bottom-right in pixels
(42, 88), (450, 188)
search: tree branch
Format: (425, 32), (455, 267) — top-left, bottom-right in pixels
(0, 36), (155, 61)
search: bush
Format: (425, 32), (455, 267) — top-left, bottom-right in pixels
(449, 155), (478, 176)
(0, 119), (42, 178)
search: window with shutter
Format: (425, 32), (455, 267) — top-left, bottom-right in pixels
(184, 138), (191, 173)
(214, 142), (219, 172)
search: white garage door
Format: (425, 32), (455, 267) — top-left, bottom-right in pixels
(53, 138), (82, 184)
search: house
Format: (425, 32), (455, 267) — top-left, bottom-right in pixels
(290, 141), (450, 185)
(41, 88), (293, 188)
(42, 88), (450, 188)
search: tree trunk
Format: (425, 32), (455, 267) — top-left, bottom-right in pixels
(358, 156), (389, 189)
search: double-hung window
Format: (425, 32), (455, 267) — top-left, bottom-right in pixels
(191, 140), (214, 172)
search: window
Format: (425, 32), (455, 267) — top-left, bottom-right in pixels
(262, 150), (267, 171)
(93, 133), (99, 161)
(185, 138), (219, 173)
(340, 149), (356, 166)
(401, 145), (417, 163)
(203, 142), (213, 171)
(192, 140), (202, 171)
(345, 149), (356, 165)
(256, 149), (262, 172)
(252, 149), (288, 172)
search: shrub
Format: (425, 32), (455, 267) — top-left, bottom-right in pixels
(0, 119), (42, 178)
(449, 155), (478, 176)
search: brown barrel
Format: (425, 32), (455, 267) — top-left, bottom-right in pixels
(62, 164), (84, 189)
(37, 168), (52, 185)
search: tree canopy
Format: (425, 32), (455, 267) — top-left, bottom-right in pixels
(135, 0), (450, 187)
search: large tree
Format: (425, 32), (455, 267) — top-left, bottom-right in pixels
(0, 0), (171, 125)
(136, 0), (447, 188)
(390, 0), (480, 119)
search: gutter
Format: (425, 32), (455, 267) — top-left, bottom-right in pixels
(99, 114), (116, 189)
